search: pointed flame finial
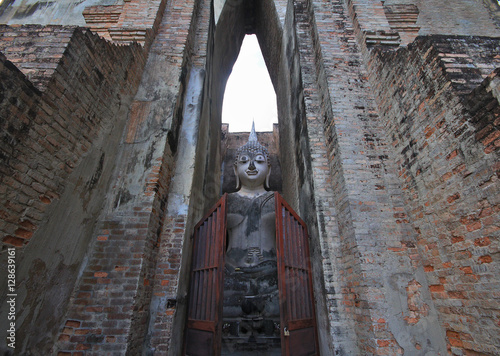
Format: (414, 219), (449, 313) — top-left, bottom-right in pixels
(248, 120), (258, 143)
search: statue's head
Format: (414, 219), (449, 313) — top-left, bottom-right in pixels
(234, 123), (271, 192)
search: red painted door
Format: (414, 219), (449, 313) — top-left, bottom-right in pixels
(184, 194), (227, 356)
(275, 192), (319, 356)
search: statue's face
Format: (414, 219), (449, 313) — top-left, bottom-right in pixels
(235, 151), (270, 189)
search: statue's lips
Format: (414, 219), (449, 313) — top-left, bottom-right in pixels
(246, 170), (258, 176)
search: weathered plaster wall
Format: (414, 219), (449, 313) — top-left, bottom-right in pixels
(395, 0), (500, 37)
(346, 0), (500, 52)
(0, 26), (147, 354)
(0, 0), (122, 26)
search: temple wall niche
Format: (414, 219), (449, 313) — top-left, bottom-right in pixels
(156, 0), (336, 353)
(159, 0), (332, 351)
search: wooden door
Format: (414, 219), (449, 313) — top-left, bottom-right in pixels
(275, 192), (319, 356)
(184, 194), (227, 356)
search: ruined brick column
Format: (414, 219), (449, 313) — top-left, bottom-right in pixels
(53, 0), (202, 353)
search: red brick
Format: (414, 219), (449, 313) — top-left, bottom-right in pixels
(58, 334), (70, 342)
(447, 193), (460, 203)
(429, 285), (445, 292)
(65, 320), (81, 328)
(465, 221), (482, 232)
(94, 272), (108, 278)
(3, 233), (26, 246)
(474, 236), (490, 246)
(460, 266), (473, 274)
(75, 343), (90, 351)
(478, 255), (492, 264)
(14, 228), (34, 239)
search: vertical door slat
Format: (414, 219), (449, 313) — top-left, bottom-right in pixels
(184, 195), (227, 356)
(275, 192), (319, 356)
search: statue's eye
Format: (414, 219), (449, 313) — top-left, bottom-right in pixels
(255, 154), (265, 162)
(239, 155), (249, 162)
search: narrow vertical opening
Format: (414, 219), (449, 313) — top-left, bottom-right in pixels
(220, 33), (281, 195)
(222, 34), (278, 132)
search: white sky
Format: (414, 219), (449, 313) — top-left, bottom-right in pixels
(222, 35), (278, 132)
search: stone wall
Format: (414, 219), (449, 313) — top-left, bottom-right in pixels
(0, 25), (147, 354)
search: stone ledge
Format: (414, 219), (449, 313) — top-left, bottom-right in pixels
(364, 30), (400, 47)
(82, 5), (123, 24)
(81, 0), (166, 46)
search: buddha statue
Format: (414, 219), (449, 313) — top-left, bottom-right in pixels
(221, 124), (280, 354)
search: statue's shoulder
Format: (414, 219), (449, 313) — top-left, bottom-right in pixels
(226, 192), (248, 210)
(226, 191), (274, 200)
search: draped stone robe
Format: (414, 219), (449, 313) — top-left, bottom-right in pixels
(222, 191), (281, 352)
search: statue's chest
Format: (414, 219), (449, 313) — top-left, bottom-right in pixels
(226, 193), (276, 266)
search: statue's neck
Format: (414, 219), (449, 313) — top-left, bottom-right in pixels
(236, 185), (268, 198)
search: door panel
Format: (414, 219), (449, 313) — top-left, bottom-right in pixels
(184, 194), (227, 356)
(184, 192), (318, 355)
(275, 192), (319, 356)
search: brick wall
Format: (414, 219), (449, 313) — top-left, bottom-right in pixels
(82, 0), (167, 46)
(412, 0), (500, 37)
(0, 53), (42, 247)
(346, 0), (400, 48)
(291, 0), (364, 352)
(53, 0), (206, 352)
(0, 25), (74, 91)
(55, 147), (174, 355)
(368, 35), (500, 355)
(144, 0), (214, 351)
(0, 25), (146, 249)
(347, 0), (500, 50)
(0, 25), (148, 354)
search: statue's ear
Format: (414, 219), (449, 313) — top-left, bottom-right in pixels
(265, 165), (271, 190)
(234, 164), (241, 190)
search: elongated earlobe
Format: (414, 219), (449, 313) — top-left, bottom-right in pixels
(265, 166), (271, 190)
(234, 165), (241, 190)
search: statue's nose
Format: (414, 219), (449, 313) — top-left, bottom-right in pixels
(248, 160), (256, 170)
